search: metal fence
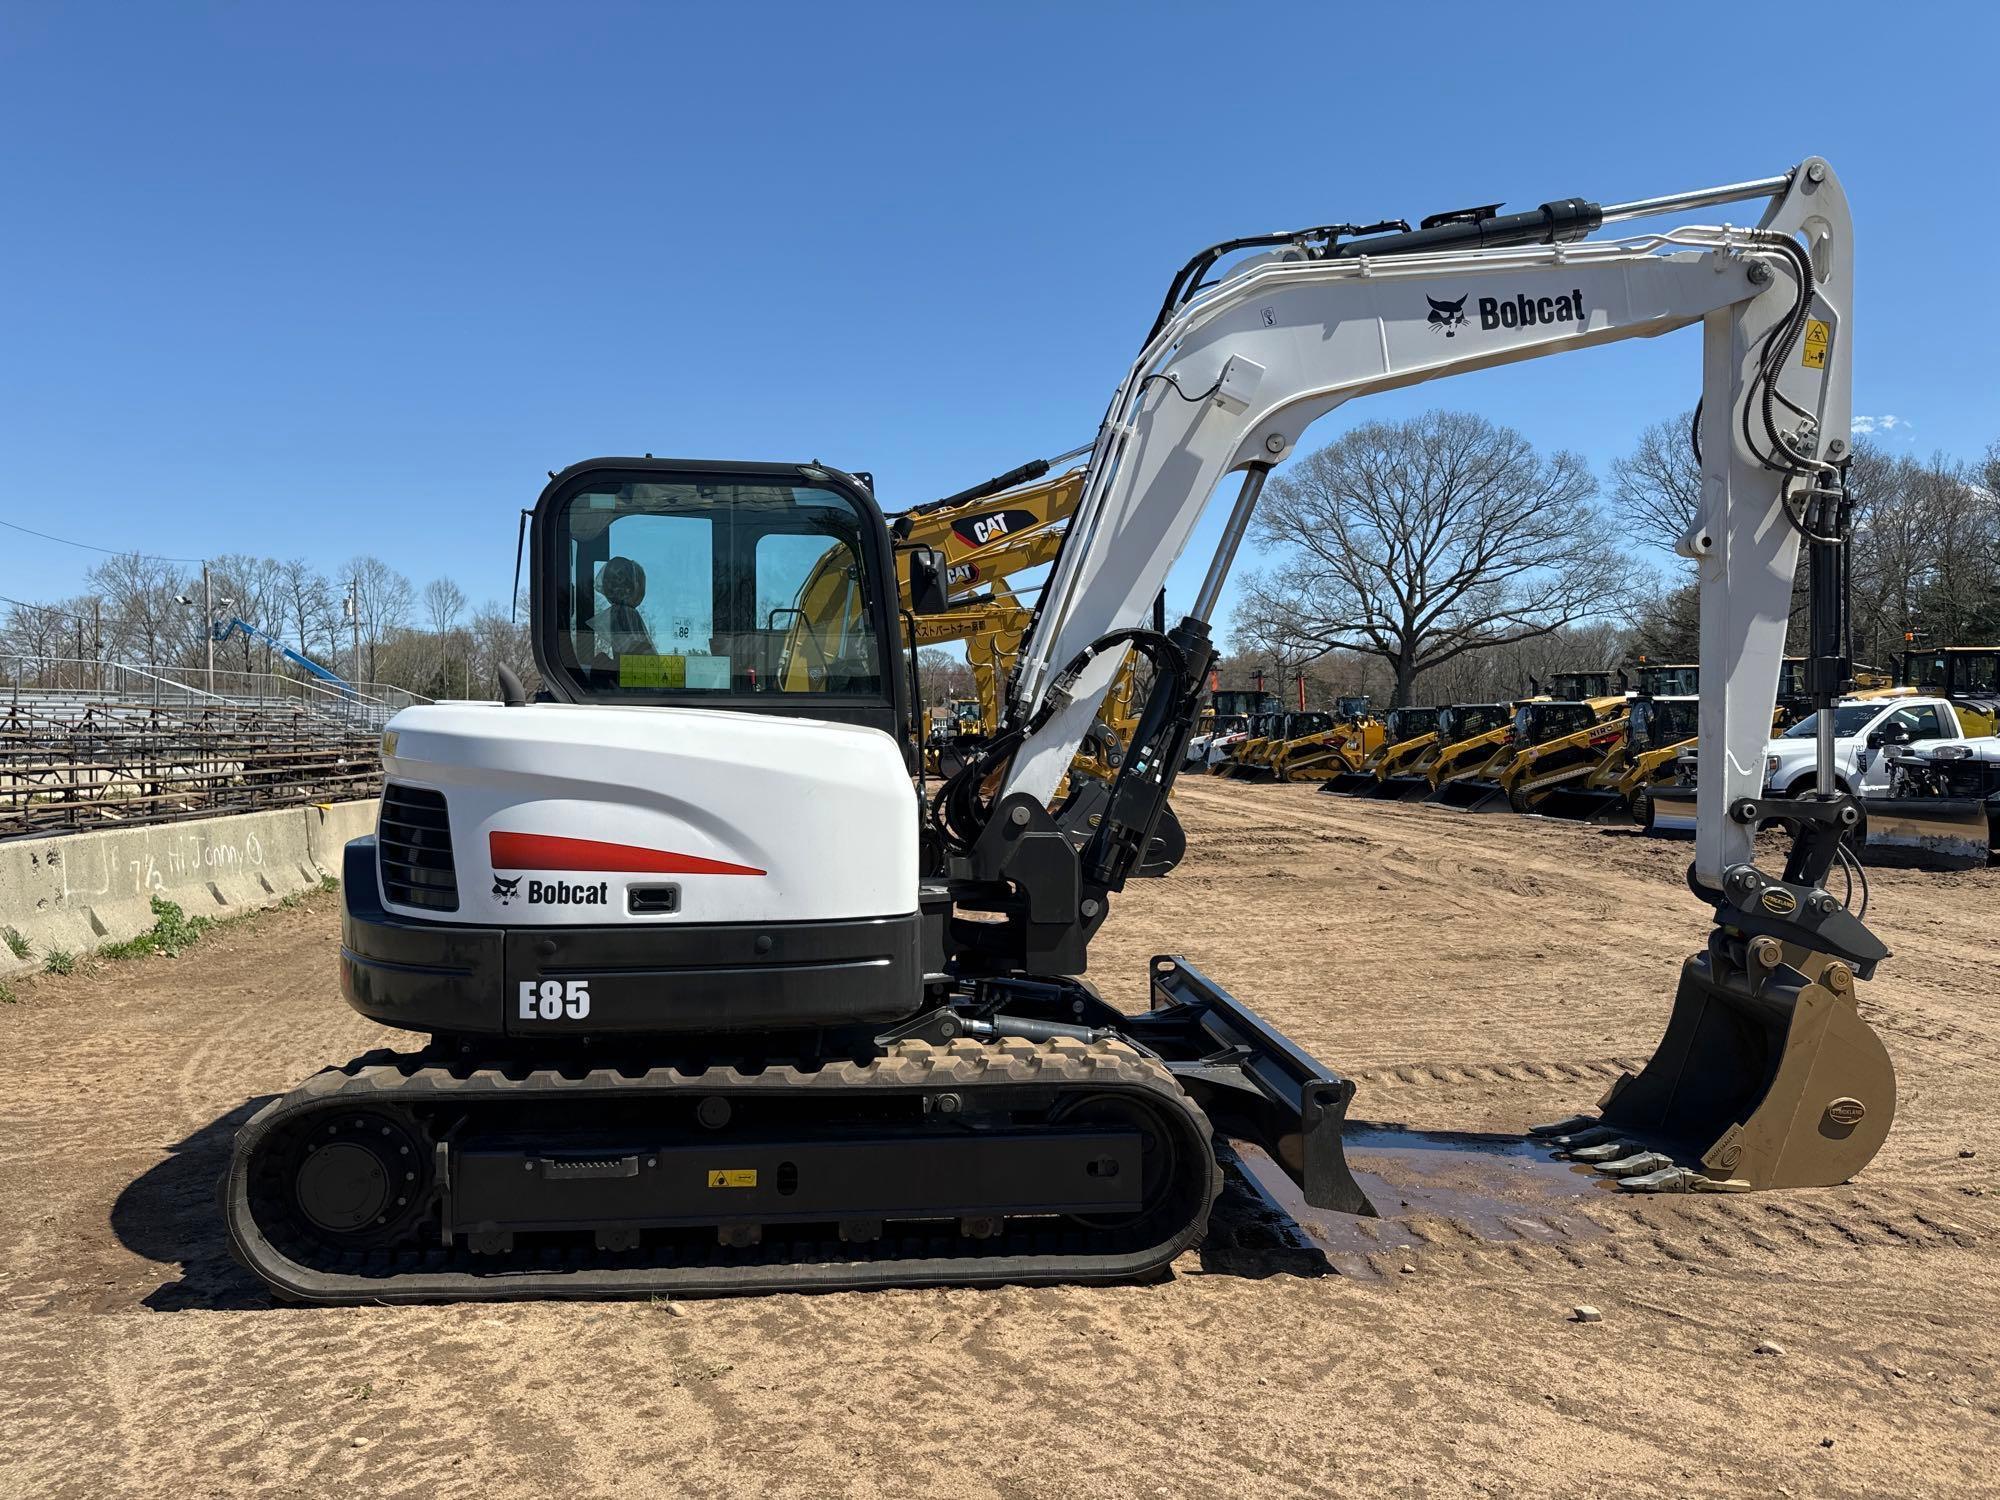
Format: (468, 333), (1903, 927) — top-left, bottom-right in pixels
(1, 664), (398, 840)
(1, 654), (428, 729)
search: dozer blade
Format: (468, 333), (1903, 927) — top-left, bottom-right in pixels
(1587, 951), (1895, 1192)
(1860, 796), (1993, 867)
(1530, 787), (1630, 822)
(1425, 777), (1509, 812)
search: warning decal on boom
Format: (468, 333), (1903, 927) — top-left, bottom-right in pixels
(1801, 319), (1830, 369)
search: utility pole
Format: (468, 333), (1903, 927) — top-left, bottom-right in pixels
(91, 597), (101, 692)
(345, 577), (361, 684)
(202, 562), (215, 694)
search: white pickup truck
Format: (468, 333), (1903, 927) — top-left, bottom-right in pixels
(1762, 695), (1979, 798)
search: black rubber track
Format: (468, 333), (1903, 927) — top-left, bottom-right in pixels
(224, 1036), (1222, 1304)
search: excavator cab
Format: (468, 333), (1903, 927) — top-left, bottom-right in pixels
(537, 460), (910, 740)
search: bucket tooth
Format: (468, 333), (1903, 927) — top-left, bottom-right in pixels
(1597, 948), (1896, 1192)
(1551, 1124), (1626, 1151)
(1687, 1175), (1753, 1193)
(1613, 1165), (1699, 1193)
(1592, 1150), (1675, 1177)
(1528, 1114), (1598, 1138)
(1569, 1141), (1637, 1163)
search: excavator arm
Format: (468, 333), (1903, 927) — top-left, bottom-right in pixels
(999, 163), (1851, 899)
(955, 162), (1891, 1197)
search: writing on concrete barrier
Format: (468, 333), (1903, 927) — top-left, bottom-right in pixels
(53, 828), (267, 902)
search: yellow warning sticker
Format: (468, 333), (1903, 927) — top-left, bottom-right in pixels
(618, 653), (686, 689)
(1801, 318), (1830, 370)
(707, 1169), (757, 1189)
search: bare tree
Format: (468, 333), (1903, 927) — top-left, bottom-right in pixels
(1226, 612), (1333, 710)
(85, 551), (196, 666)
(278, 557), (336, 662)
(1608, 410), (1703, 557)
(422, 577), (467, 636)
(1235, 411), (1641, 705)
(343, 555), (413, 683)
(915, 647), (973, 709)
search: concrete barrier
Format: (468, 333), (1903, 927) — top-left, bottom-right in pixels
(0, 799), (379, 976)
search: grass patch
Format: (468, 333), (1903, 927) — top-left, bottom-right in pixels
(43, 949), (78, 976)
(0, 980), (16, 1004)
(319, 874), (340, 894)
(2, 927), (27, 960)
(98, 896), (214, 961)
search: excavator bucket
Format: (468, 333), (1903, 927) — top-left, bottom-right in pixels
(1861, 796), (1993, 867)
(1538, 948), (1895, 1192)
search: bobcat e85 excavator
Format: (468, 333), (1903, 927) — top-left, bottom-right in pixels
(226, 159), (1897, 1303)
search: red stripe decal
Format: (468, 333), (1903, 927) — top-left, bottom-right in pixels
(488, 831), (765, 877)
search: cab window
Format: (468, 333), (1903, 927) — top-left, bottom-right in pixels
(550, 479), (884, 699)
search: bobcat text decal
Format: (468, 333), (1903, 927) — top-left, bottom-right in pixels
(1426, 289), (1591, 336)
(487, 831), (765, 907)
(1478, 289), (1588, 331)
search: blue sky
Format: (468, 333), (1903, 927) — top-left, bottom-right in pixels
(2, 2), (1992, 645)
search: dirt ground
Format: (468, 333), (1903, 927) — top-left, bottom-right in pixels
(3, 781), (1997, 1499)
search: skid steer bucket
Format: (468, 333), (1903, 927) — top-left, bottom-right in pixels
(1370, 774), (1434, 799)
(1861, 796), (1993, 867)
(1530, 786), (1631, 822)
(1320, 768), (1383, 795)
(1642, 786), (1697, 834)
(1543, 942), (1895, 1192)
(1426, 777), (1510, 811)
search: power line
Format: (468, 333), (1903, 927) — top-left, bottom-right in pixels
(0, 592), (94, 625)
(0, 515), (204, 563)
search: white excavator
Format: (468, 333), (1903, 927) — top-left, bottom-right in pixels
(226, 158), (1896, 1302)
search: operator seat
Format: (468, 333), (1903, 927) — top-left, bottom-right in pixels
(593, 556), (656, 657)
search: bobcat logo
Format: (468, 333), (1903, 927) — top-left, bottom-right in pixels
(1427, 295), (1468, 337)
(492, 875), (522, 905)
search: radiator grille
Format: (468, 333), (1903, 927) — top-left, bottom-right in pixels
(378, 783), (459, 911)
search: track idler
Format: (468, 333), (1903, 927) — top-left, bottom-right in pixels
(1533, 865), (1895, 1193)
